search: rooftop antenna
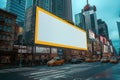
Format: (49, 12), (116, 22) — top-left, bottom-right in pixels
(87, 0), (89, 5)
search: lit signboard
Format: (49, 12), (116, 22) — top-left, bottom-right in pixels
(35, 6), (87, 50)
(89, 30), (95, 39)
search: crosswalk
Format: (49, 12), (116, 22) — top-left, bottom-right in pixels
(21, 64), (98, 80)
(0, 63), (102, 80)
(22, 69), (67, 80)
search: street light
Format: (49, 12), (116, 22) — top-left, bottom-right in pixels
(19, 35), (24, 67)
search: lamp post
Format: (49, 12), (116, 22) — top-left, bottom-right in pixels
(19, 35), (23, 67)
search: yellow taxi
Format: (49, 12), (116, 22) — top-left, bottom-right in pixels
(85, 58), (93, 62)
(47, 57), (64, 66)
(110, 57), (118, 63)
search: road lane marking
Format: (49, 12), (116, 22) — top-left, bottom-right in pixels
(29, 70), (65, 78)
(34, 73), (66, 80)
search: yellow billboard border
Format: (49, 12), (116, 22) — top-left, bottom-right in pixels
(35, 6), (88, 50)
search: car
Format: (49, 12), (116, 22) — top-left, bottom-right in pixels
(92, 58), (97, 62)
(85, 58), (93, 62)
(47, 57), (64, 66)
(100, 57), (109, 63)
(116, 56), (120, 60)
(79, 57), (85, 62)
(70, 58), (82, 64)
(110, 57), (118, 63)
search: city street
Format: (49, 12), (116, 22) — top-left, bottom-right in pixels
(0, 0), (120, 80)
(0, 62), (120, 80)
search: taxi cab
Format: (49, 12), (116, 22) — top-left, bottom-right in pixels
(110, 57), (118, 63)
(47, 57), (64, 66)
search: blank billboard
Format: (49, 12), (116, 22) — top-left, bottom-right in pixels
(35, 6), (87, 50)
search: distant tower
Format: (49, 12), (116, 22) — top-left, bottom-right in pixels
(25, 0), (73, 44)
(117, 22), (120, 39)
(97, 19), (109, 39)
(6, 0), (26, 26)
(117, 22), (120, 55)
(81, 0), (98, 35)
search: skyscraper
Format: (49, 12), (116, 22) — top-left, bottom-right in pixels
(98, 19), (109, 39)
(52, 0), (73, 22)
(117, 22), (120, 55)
(117, 22), (120, 39)
(25, 0), (72, 22)
(25, 0), (73, 44)
(81, 2), (98, 35)
(75, 13), (86, 30)
(6, 0), (26, 26)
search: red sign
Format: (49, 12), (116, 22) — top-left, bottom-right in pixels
(100, 36), (107, 44)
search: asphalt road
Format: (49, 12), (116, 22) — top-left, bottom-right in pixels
(0, 62), (119, 80)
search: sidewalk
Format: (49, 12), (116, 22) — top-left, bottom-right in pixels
(0, 66), (37, 74)
(0, 64), (19, 69)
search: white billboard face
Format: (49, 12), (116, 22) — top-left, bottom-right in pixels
(35, 7), (87, 50)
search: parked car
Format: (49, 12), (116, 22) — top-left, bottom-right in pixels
(79, 57), (85, 62)
(47, 57), (64, 66)
(100, 57), (109, 63)
(110, 57), (118, 63)
(92, 58), (97, 62)
(85, 58), (93, 62)
(70, 58), (82, 64)
(116, 56), (120, 60)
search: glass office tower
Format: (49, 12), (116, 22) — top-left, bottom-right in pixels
(6, 0), (26, 24)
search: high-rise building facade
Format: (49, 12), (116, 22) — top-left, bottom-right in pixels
(117, 22), (120, 55)
(25, 0), (72, 22)
(117, 22), (120, 39)
(25, 0), (73, 44)
(98, 19), (109, 39)
(0, 9), (18, 64)
(75, 13), (86, 30)
(52, 0), (73, 22)
(81, 3), (98, 35)
(0, 9), (17, 52)
(6, 0), (26, 25)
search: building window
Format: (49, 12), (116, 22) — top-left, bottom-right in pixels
(5, 17), (12, 23)
(0, 35), (2, 39)
(3, 35), (6, 40)
(7, 27), (11, 32)
(5, 17), (8, 23)
(0, 25), (2, 30)
(0, 15), (3, 21)
(8, 18), (12, 23)
(3, 26), (7, 31)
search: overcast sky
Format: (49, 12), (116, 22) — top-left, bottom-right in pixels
(0, 0), (6, 9)
(72, 0), (120, 53)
